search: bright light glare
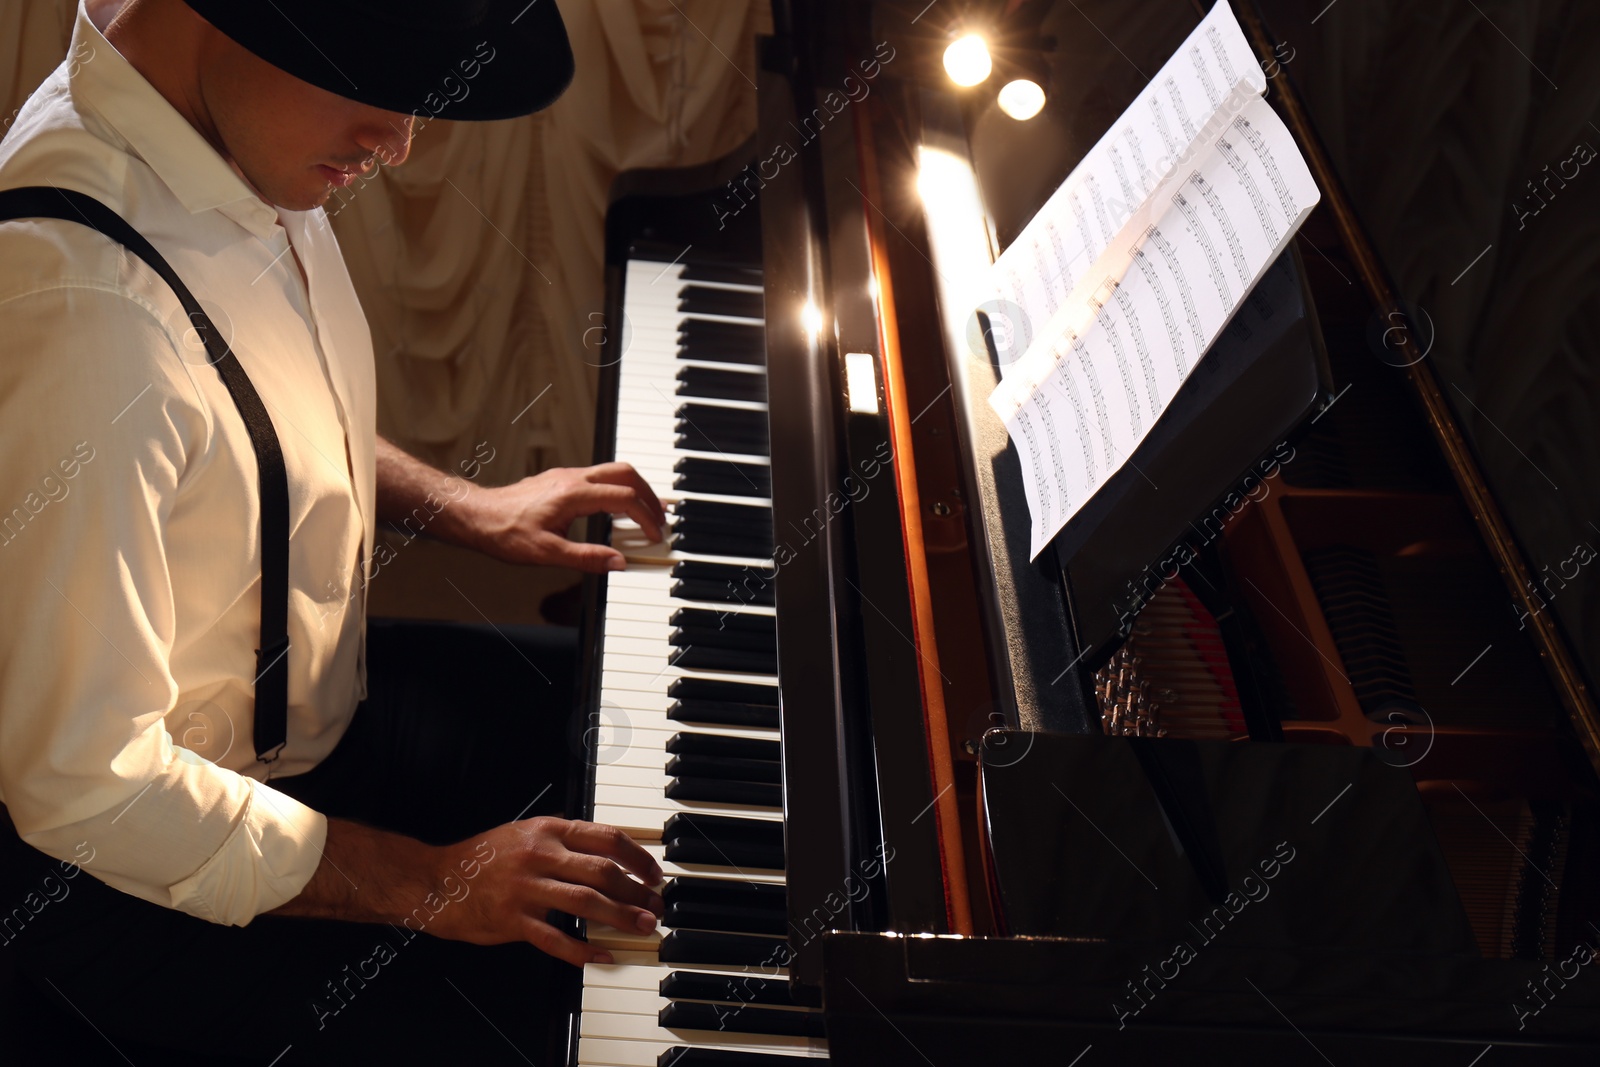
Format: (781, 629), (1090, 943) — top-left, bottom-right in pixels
(916, 147), (984, 217)
(916, 146), (995, 366)
(998, 78), (1046, 120)
(801, 300), (824, 342)
(943, 34), (992, 87)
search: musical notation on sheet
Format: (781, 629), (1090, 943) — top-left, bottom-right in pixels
(983, 1), (1320, 558)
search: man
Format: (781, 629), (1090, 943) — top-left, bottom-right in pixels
(0, 1), (667, 1061)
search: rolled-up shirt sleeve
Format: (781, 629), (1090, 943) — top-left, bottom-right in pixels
(0, 275), (327, 926)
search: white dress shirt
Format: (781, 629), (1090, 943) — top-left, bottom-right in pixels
(0, 2), (376, 925)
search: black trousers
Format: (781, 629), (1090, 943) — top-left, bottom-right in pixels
(1, 618), (583, 1066)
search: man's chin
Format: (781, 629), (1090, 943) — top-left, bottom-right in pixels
(264, 183), (337, 213)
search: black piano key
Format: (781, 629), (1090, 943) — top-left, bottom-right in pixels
(670, 646), (778, 675)
(678, 285), (765, 320)
(662, 813), (784, 869)
(660, 1002), (825, 1039)
(666, 776), (782, 808)
(672, 469), (765, 498)
(662, 876), (788, 936)
(664, 900), (788, 936)
(667, 679), (780, 726)
(674, 501), (773, 554)
(673, 531), (774, 560)
(668, 700), (780, 729)
(658, 929), (790, 968)
(679, 318), (765, 345)
(659, 970), (797, 1007)
(670, 608), (777, 636)
(679, 320), (764, 364)
(665, 733), (781, 762)
(668, 678), (778, 705)
(674, 431), (770, 461)
(664, 876), (787, 911)
(673, 457), (771, 498)
(670, 562), (776, 606)
(674, 425), (768, 459)
(670, 612), (775, 641)
(658, 1047), (815, 1067)
(676, 367), (768, 403)
(674, 422), (770, 458)
(664, 813), (782, 846)
(676, 403), (768, 441)
(680, 262), (763, 286)
(672, 519), (772, 546)
(671, 626), (775, 654)
(665, 754), (782, 785)
(670, 577), (771, 605)
(663, 837), (784, 869)
(675, 499), (773, 527)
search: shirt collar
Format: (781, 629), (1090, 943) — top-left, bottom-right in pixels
(70, 1), (283, 240)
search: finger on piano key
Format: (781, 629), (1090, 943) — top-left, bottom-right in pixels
(616, 539), (771, 571)
(591, 787), (780, 840)
(639, 842), (784, 884)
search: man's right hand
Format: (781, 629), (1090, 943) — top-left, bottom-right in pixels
(427, 816), (665, 965)
(269, 815), (665, 967)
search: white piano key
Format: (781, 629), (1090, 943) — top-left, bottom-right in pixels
(579, 1009), (818, 1051)
(577, 1036), (825, 1067)
(591, 800), (781, 839)
(594, 762), (672, 790)
(599, 667), (774, 696)
(604, 594), (775, 622)
(603, 616), (674, 641)
(618, 391), (767, 415)
(591, 723), (778, 756)
(607, 567), (775, 591)
(604, 605), (775, 631)
(590, 733), (770, 771)
(584, 959), (785, 993)
(605, 573), (775, 604)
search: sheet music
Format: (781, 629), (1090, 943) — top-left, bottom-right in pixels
(988, 1), (1264, 344)
(992, 82), (1318, 556)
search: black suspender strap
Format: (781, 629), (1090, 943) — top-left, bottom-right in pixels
(0, 185), (292, 764)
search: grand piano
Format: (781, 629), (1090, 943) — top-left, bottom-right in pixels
(563, 0), (1600, 1063)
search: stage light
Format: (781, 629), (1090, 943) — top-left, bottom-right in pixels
(943, 33), (992, 87)
(997, 78), (1046, 120)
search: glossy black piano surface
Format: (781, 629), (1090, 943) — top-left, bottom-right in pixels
(569, 0), (1600, 1063)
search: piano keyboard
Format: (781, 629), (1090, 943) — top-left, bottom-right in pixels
(577, 259), (829, 1066)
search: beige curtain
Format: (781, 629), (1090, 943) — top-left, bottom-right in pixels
(331, 0), (770, 477)
(2, 0), (770, 477)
